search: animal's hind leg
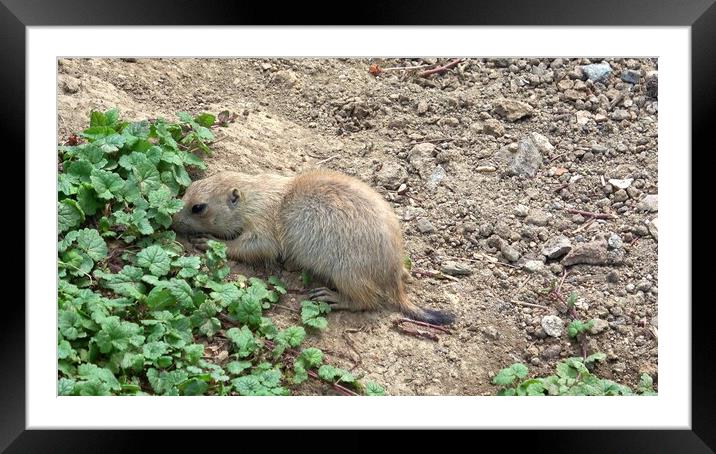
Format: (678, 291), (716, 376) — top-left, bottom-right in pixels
(308, 287), (364, 312)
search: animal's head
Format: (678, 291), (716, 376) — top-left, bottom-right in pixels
(171, 171), (247, 240)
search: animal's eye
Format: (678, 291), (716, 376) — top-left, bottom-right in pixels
(192, 203), (207, 214)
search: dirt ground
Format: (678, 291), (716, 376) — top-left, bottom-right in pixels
(57, 57), (658, 395)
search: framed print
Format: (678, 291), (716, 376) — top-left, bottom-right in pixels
(6, 0), (713, 451)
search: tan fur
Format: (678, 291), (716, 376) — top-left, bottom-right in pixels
(172, 169), (438, 319)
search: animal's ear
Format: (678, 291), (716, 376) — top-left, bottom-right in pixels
(229, 188), (241, 207)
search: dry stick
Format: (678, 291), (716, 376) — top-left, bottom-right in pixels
(342, 330), (363, 370)
(510, 300), (550, 310)
(393, 323), (440, 341)
(553, 183), (571, 193)
(566, 208), (616, 220)
(411, 268), (460, 282)
(315, 155), (339, 166)
(381, 63), (437, 71)
(418, 58), (464, 77)
(395, 318), (452, 334)
(572, 218), (595, 234)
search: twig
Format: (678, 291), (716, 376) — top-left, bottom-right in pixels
(566, 208), (616, 220)
(553, 183), (571, 193)
(393, 323), (440, 341)
(381, 63), (437, 72)
(513, 276), (532, 296)
(418, 58), (464, 77)
(609, 92), (625, 111)
(572, 218), (595, 234)
(342, 330), (363, 370)
(271, 304), (300, 314)
(394, 318), (452, 334)
(315, 155), (338, 166)
(411, 267), (460, 282)
(510, 300), (550, 310)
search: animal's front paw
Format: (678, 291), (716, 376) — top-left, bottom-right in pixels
(189, 234), (219, 251)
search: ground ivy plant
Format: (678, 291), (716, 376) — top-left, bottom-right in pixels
(57, 108), (385, 396)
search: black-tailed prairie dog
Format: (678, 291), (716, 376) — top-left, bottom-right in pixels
(172, 169), (455, 325)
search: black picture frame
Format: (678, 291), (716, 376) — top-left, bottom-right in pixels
(6, 0), (711, 451)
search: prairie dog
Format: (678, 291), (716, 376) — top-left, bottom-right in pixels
(171, 169), (454, 325)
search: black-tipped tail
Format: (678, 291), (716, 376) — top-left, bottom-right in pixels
(402, 306), (456, 326)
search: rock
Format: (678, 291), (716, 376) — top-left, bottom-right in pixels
(481, 325), (500, 340)
(483, 118), (505, 137)
(397, 183), (408, 194)
(439, 116), (460, 128)
(557, 79), (574, 90)
(441, 261), (473, 276)
(607, 234), (623, 250)
(417, 100), (429, 115)
(529, 132), (555, 153)
(608, 178), (633, 189)
(417, 218), (436, 234)
(501, 244), (521, 262)
(611, 109), (630, 121)
(576, 110), (591, 125)
(513, 204), (529, 217)
(525, 210), (550, 226)
(493, 98), (534, 122)
(648, 217), (658, 241)
(562, 239), (623, 266)
(476, 166), (497, 173)
(541, 315), (564, 337)
(621, 69), (641, 84)
(565, 89), (587, 101)
(60, 77), (80, 94)
(376, 161), (408, 190)
(408, 143), (436, 178)
(426, 165), (447, 190)
(612, 189), (628, 202)
(589, 319), (609, 334)
(639, 194), (658, 212)
(542, 235), (572, 259)
(523, 260), (544, 273)
(495, 137), (543, 177)
(273, 70), (298, 87)
(645, 71), (658, 98)
(541, 344), (562, 360)
(581, 62), (612, 82)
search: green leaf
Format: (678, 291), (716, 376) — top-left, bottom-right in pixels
(299, 347), (323, 368)
(227, 361), (252, 375)
(94, 316), (145, 354)
(180, 378), (209, 396)
(167, 279), (194, 308)
(365, 382), (386, 396)
(143, 341), (169, 361)
(58, 378), (76, 396)
(76, 184), (102, 216)
(90, 168), (125, 200)
(510, 363), (529, 379)
(136, 245), (171, 276)
(304, 316), (328, 330)
(67, 160), (94, 183)
(172, 256), (201, 278)
(133, 162), (162, 194)
(492, 368), (517, 386)
(194, 113), (216, 128)
(277, 326), (306, 348)
(96, 266), (146, 299)
(148, 186), (183, 214)
(232, 375), (265, 396)
(184, 344), (204, 364)
(318, 364), (339, 381)
(58, 199), (85, 232)
(236, 299), (262, 328)
(76, 228), (108, 261)
(226, 326), (258, 358)
(77, 363), (121, 391)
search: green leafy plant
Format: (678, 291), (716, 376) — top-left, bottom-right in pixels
(492, 355), (657, 396)
(57, 109), (385, 396)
